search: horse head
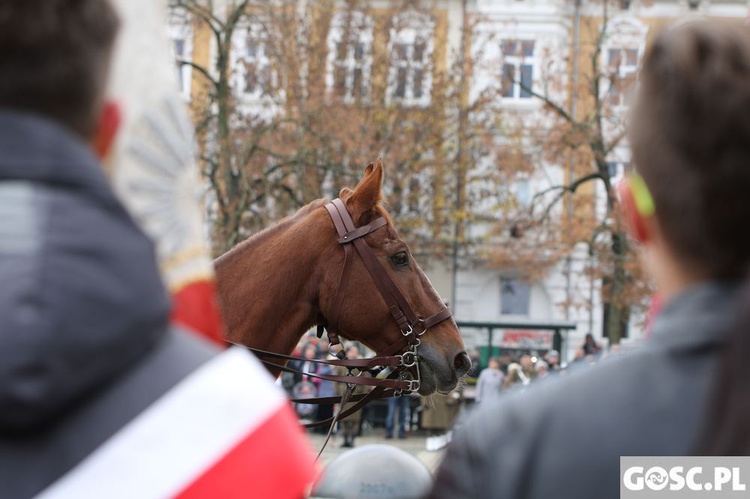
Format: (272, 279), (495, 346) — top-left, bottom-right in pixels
(215, 161), (470, 395)
(317, 161), (471, 394)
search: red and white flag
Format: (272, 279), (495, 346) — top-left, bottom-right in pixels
(107, 0), (224, 345)
(36, 348), (318, 499)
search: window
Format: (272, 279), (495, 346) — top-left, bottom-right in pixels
(393, 39), (428, 100)
(606, 161), (625, 180)
(514, 179), (531, 206)
(501, 39), (535, 99)
(605, 47), (639, 107)
(169, 17), (192, 101)
(387, 12), (434, 107)
(244, 31), (272, 97)
(233, 24), (276, 99)
(326, 11), (374, 102)
(334, 41), (367, 99)
(500, 277), (530, 315)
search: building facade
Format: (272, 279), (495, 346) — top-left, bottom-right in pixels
(170, 0), (750, 362)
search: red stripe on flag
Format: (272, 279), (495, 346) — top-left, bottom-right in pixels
(170, 280), (226, 346)
(175, 402), (318, 499)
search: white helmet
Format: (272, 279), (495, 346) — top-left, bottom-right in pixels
(311, 444), (433, 499)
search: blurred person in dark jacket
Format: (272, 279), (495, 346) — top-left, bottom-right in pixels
(430, 20), (750, 499)
(0, 1), (316, 497)
(581, 333), (602, 356)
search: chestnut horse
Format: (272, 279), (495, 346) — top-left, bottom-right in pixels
(215, 161), (470, 395)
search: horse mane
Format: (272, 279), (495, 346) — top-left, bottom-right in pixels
(216, 197), (399, 272)
(216, 198), (330, 266)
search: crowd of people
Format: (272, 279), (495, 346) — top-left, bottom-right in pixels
(472, 333), (623, 403)
(285, 338), (374, 448)
(283, 333), (437, 447)
(288, 331), (620, 443)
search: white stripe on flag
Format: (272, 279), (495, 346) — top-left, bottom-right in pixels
(36, 347), (286, 499)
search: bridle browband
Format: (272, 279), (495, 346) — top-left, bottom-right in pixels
(235, 198), (452, 445)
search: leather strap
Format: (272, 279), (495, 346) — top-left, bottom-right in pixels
(338, 217), (388, 244)
(267, 361), (412, 390)
(302, 386), (391, 429)
(233, 343), (406, 368)
(423, 308), (453, 330)
(326, 198), (451, 339)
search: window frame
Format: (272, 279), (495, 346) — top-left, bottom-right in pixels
(325, 11), (375, 104)
(600, 18), (648, 112)
(604, 47), (640, 109)
(232, 22), (279, 102)
(500, 276), (531, 316)
(386, 12), (435, 108)
(500, 39), (536, 101)
(169, 16), (193, 102)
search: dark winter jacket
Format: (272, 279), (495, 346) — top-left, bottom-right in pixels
(430, 282), (737, 499)
(0, 111), (218, 498)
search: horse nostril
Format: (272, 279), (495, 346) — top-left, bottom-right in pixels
(454, 351), (471, 376)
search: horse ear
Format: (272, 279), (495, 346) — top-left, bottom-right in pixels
(347, 160), (384, 222)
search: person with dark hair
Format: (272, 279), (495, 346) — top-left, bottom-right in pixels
(0, 1), (316, 497)
(430, 20), (750, 498)
(581, 333), (601, 356)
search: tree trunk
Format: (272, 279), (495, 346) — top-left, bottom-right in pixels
(603, 230), (629, 343)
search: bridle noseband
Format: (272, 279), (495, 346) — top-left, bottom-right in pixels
(317, 198), (452, 394)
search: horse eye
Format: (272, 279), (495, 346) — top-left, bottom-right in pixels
(390, 252), (409, 267)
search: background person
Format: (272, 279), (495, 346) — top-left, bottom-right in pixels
(581, 333), (601, 356)
(385, 393), (411, 440)
(334, 345), (369, 448)
(534, 360), (550, 380)
(502, 355), (535, 388)
(430, 20), (750, 498)
(475, 357), (504, 403)
(544, 350), (561, 371)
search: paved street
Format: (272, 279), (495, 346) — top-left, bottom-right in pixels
(305, 429), (448, 473)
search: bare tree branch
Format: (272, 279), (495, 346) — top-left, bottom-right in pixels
(178, 59), (219, 88)
(526, 172), (604, 223)
(516, 79), (575, 124)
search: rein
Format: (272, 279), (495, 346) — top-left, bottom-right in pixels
(237, 198), (452, 453)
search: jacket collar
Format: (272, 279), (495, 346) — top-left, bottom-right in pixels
(650, 281), (741, 352)
(0, 110), (125, 214)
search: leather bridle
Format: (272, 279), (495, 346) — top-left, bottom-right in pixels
(237, 198), (452, 435)
(318, 198), (452, 390)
